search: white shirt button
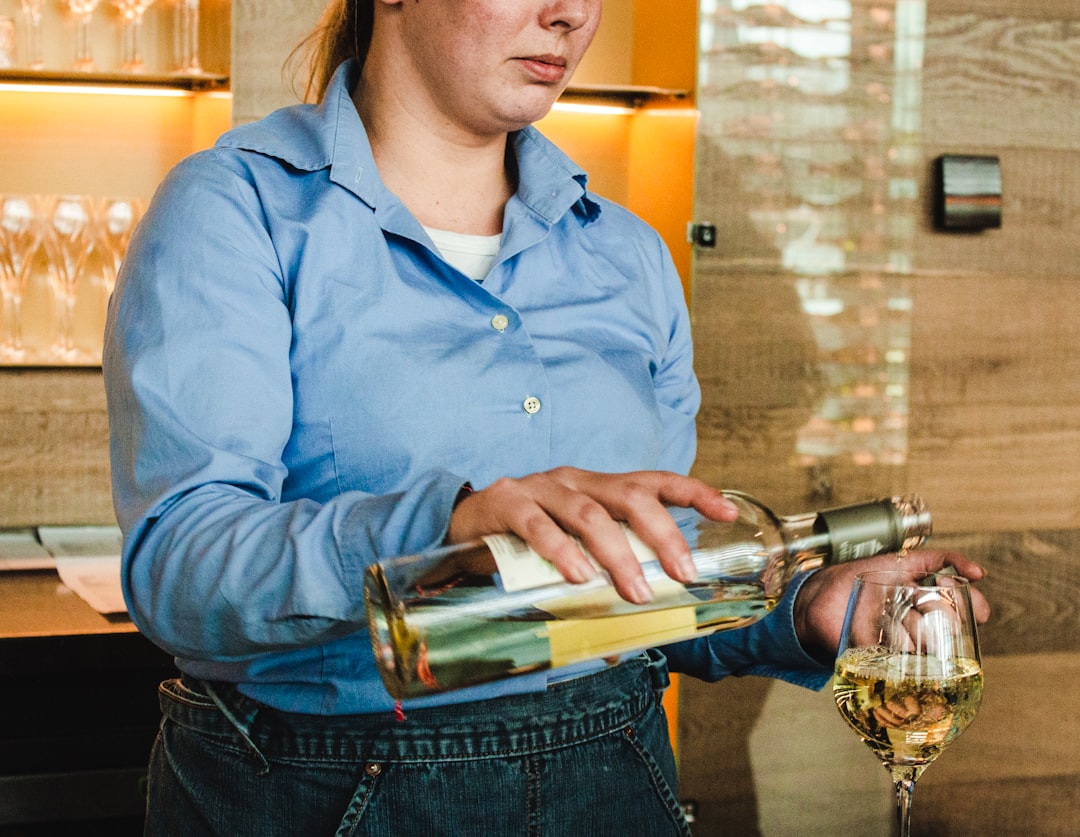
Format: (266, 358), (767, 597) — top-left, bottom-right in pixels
(490, 314), (509, 332)
(522, 396), (541, 415)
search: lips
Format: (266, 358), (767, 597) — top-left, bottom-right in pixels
(516, 53), (568, 84)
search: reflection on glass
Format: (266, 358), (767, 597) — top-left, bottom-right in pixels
(695, 0), (926, 474)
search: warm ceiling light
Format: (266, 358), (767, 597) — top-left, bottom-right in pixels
(0, 82), (194, 97)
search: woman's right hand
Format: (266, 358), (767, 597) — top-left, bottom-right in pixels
(446, 467), (740, 604)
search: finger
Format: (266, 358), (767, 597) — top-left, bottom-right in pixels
(597, 471), (741, 523)
(969, 589), (991, 624)
(450, 477), (600, 584)
(489, 474), (646, 602)
(901, 549), (985, 582)
(548, 495), (656, 605)
(529, 470), (688, 601)
(900, 550), (991, 624)
(570, 472), (738, 586)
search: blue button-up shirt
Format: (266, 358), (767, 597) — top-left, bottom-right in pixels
(103, 61), (827, 716)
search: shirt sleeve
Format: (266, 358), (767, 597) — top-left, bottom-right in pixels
(103, 151), (467, 662)
(648, 235), (700, 476)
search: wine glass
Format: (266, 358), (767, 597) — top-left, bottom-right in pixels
(64, 0), (102, 71)
(96, 196), (142, 296)
(0, 195), (43, 361)
(172, 0), (201, 74)
(113, 0), (155, 73)
(833, 570), (983, 837)
(18, 0), (45, 70)
(42, 195), (94, 361)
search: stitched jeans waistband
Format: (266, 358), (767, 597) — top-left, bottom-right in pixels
(165, 650), (671, 763)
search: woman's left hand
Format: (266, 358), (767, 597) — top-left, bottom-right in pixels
(791, 550), (992, 662)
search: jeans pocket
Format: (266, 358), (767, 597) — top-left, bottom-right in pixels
(160, 676), (217, 709)
(617, 713), (692, 837)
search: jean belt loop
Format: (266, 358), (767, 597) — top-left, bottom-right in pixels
(199, 679), (272, 776)
(644, 648), (671, 699)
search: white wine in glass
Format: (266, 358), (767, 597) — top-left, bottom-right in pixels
(833, 570), (983, 837)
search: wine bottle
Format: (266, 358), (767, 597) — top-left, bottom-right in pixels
(364, 492), (931, 699)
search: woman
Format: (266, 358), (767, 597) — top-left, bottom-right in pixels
(104, 1), (987, 834)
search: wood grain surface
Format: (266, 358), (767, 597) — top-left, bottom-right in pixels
(683, 1), (1080, 833)
(0, 369), (112, 527)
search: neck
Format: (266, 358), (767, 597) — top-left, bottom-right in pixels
(353, 73), (515, 236)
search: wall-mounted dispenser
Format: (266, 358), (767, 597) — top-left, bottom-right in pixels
(932, 154), (1002, 231)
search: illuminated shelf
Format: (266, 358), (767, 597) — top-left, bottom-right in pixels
(0, 69), (229, 92)
(0, 76), (675, 102)
(559, 84), (691, 108)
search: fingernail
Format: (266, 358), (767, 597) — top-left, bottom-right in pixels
(631, 577), (654, 604)
(679, 553), (698, 582)
(571, 560), (598, 584)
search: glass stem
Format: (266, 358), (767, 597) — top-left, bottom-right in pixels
(174, 0), (201, 73)
(122, 13), (145, 70)
(28, 13), (44, 69)
(75, 13), (93, 70)
(10, 294), (23, 354)
(894, 777), (916, 837)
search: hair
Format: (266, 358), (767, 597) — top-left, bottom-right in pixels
(287, 0), (375, 103)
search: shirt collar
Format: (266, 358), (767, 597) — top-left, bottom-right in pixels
(215, 59), (601, 228)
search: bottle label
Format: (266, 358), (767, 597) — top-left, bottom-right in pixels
(820, 499), (906, 563)
(836, 537), (889, 562)
(484, 525), (658, 592)
(547, 607), (700, 669)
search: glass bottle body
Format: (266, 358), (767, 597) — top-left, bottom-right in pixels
(364, 492), (931, 699)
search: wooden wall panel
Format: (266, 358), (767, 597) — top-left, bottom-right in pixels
(916, 149), (1080, 278)
(682, 1), (1080, 835)
(0, 370), (113, 527)
(230, 0), (321, 123)
(921, 12), (1080, 152)
(909, 276), (1080, 532)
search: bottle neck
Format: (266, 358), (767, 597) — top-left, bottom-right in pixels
(779, 511), (833, 572)
(780, 496), (931, 569)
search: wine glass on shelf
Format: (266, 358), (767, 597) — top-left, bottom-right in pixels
(18, 0), (46, 70)
(0, 195), (43, 361)
(172, 0), (201, 74)
(64, 0), (102, 72)
(96, 196), (142, 296)
(833, 570), (983, 837)
(42, 195), (94, 361)
(112, 0), (155, 73)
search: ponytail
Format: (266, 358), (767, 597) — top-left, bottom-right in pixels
(287, 0), (374, 103)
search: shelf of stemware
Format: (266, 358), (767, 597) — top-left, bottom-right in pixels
(0, 68), (228, 91)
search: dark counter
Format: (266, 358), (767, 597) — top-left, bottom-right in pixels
(0, 571), (175, 830)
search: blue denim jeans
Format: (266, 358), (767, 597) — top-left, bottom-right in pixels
(144, 652), (690, 836)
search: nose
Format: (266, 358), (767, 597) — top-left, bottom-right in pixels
(542, 0), (597, 31)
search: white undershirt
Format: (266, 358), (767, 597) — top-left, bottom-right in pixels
(424, 226), (502, 282)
